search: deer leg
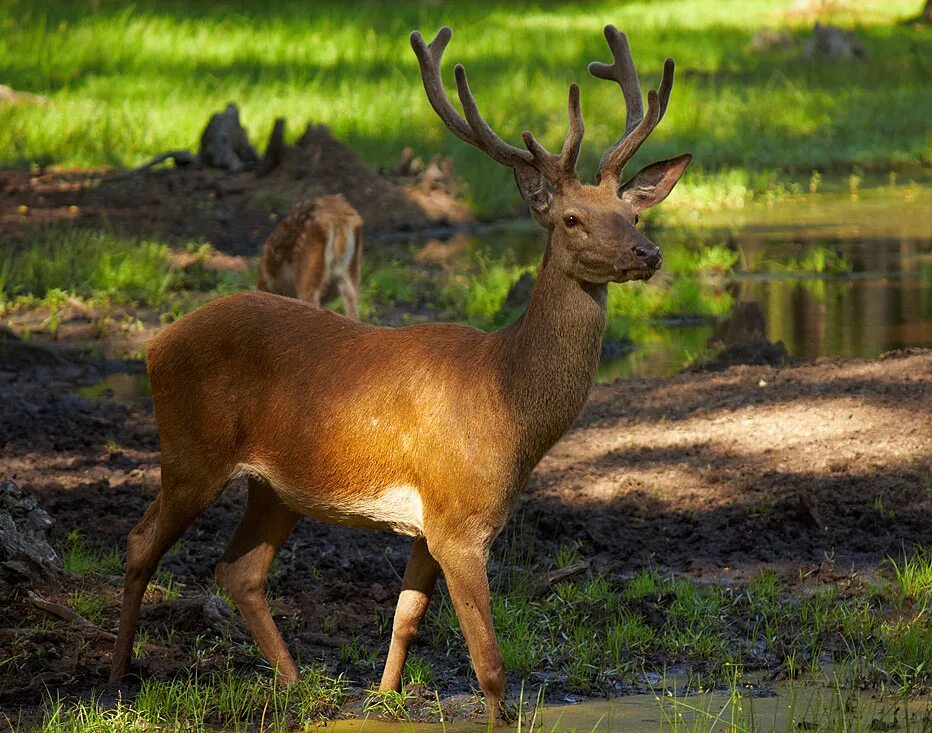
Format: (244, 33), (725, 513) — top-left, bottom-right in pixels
(215, 477), (301, 684)
(111, 477), (220, 681)
(378, 538), (440, 692)
(434, 545), (507, 725)
(336, 275), (359, 320)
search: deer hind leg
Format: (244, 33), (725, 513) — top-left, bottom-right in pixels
(432, 543), (507, 725)
(111, 471), (225, 681)
(215, 477), (301, 684)
(336, 275), (359, 321)
(378, 538), (440, 692)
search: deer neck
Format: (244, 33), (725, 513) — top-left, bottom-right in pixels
(498, 240), (607, 475)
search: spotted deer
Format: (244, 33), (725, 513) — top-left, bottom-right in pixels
(257, 194), (363, 319)
(110, 25), (690, 724)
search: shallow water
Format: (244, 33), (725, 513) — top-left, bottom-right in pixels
(313, 684), (928, 733)
(76, 371), (150, 403)
(465, 183), (931, 381)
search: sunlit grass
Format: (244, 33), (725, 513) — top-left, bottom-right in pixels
(0, 228), (257, 314)
(33, 667), (347, 732)
(887, 545), (932, 609)
(1, 1), (928, 216)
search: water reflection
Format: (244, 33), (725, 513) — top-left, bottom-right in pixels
(593, 185), (932, 380)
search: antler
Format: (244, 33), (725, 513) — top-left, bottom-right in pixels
(411, 27), (584, 189)
(589, 25), (674, 186)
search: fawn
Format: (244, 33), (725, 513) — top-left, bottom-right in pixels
(257, 194), (363, 319)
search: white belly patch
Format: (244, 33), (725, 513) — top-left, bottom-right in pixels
(233, 463), (425, 537)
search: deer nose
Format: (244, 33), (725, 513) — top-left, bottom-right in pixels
(632, 245), (662, 269)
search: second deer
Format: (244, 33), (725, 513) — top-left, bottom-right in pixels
(257, 194), (363, 319)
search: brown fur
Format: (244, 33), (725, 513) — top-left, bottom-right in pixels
(110, 25), (691, 725)
(257, 194), (363, 319)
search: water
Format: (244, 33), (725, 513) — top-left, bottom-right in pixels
(464, 183), (931, 381)
(76, 371), (151, 403)
(309, 684), (928, 732)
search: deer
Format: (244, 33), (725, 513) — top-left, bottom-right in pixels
(257, 194), (364, 319)
(109, 25), (691, 725)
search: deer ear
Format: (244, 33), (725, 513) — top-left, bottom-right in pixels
(619, 153), (692, 212)
(514, 161), (552, 221)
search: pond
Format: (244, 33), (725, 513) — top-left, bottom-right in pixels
(448, 182), (931, 381)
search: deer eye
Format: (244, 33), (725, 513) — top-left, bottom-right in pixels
(564, 214), (579, 228)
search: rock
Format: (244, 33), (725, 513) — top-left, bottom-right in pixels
(689, 301), (790, 372)
(802, 22), (868, 60)
(500, 272), (535, 316)
(0, 480), (62, 588)
(0, 330), (68, 369)
(198, 103), (259, 172)
(720, 301), (767, 346)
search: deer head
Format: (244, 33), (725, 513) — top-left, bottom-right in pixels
(411, 25), (691, 285)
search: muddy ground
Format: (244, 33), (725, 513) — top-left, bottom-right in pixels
(1, 338), (929, 715)
(1, 132), (931, 720)
(0, 123), (469, 254)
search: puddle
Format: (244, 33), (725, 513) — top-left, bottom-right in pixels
(76, 371), (151, 404)
(311, 685), (928, 733)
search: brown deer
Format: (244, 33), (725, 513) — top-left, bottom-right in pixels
(257, 194), (363, 319)
(110, 25), (690, 724)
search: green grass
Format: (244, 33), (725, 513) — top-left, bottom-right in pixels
(362, 688), (412, 719)
(32, 667), (347, 733)
(67, 588), (108, 625)
(0, 229), (175, 306)
(887, 546), (932, 610)
(61, 530), (123, 577)
(18, 547), (932, 730)
(423, 546), (932, 698)
(1, 1), (928, 217)
(402, 655), (435, 688)
(0, 227), (257, 314)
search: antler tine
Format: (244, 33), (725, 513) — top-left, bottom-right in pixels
(521, 83), (585, 184)
(590, 25), (676, 184)
(588, 25), (643, 135)
(412, 26), (582, 188)
(410, 28), (480, 148)
(453, 64), (533, 168)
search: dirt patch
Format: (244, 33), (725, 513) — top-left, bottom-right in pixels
(0, 125), (469, 256)
(1, 346), (929, 715)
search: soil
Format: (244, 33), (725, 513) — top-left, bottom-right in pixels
(1, 128), (930, 721)
(0, 124), (469, 255)
(0, 338), (929, 717)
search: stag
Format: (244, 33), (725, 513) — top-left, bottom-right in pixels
(110, 25), (691, 724)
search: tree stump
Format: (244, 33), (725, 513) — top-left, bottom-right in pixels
(198, 103), (259, 172)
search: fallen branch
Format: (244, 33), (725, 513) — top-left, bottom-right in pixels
(25, 592), (165, 651)
(28, 590), (95, 626)
(102, 149), (198, 182)
(140, 595), (249, 642)
(526, 560), (591, 597)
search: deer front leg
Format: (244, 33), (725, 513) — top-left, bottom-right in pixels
(378, 538), (440, 692)
(434, 544), (507, 725)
